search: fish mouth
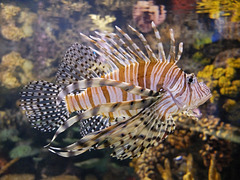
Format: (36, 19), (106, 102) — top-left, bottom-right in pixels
(197, 82), (212, 105)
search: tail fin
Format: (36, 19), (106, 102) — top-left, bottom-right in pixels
(20, 80), (68, 132)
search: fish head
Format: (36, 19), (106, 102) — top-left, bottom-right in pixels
(185, 73), (212, 109)
(170, 73), (211, 112)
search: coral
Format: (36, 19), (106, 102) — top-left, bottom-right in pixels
(193, 32), (212, 50)
(89, 14), (116, 32)
(177, 114), (240, 144)
(0, 174), (35, 180)
(0, 51), (33, 89)
(0, 128), (19, 143)
(227, 57), (240, 69)
(0, 4), (37, 41)
(131, 113), (239, 180)
(196, 0), (240, 22)
(208, 154), (221, 180)
(198, 56), (240, 101)
(171, 0), (196, 11)
(18, 11), (37, 38)
(220, 85), (238, 97)
(156, 159), (173, 180)
(197, 65), (214, 82)
(132, 0), (166, 33)
(183, 154), (194, 180)
(0, 3), (20, 21)
(130, 142), (173, 180)
(44, 0), (91, 18)
(192, 52), (211, 65)
(200, 136), (232, 172)
(212, 68), (225, 80)
(9, 145), (39, 159)
(225, 67), (236, 79)
(1, 23), (25, 41)
(0, 158), (19, 175)
(42, 175), (80, 180)
(197, 53), (240, 124)
(218, 76), (231, 87)
(96, 0), (132, 10)
(167, 129), (193, 150)
(0, 5), (37, 41)
(222, 99), (236, 112)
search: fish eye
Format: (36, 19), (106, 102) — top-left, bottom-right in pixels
(187, 73), (195, 84)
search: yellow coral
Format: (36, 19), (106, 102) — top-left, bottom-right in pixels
(156, 159), (173, 180)
(18, 11), (37, 37)
(197, 0), (240, 22)
(0, 3), (20, 21)
(1, 23), (25, 41)
(89, 14), (116, 32)
(1, 71), (21, 89)
(197, 65), (214, 80)
(212, 68), (225, 79)
(222, 99), (236, 111)
(208, 155), (221, 180)
(218, 76), (231, 88)
(0, 51), (33, 89)
(225, 67), (236, 80)
(220, 86), (238, 97)
(1, 6), (36, 41)
(232, 80), (240, 88)
(210, 90), (220, 103)
(226, 57), (240, 68)
(183, 154), (195, 180)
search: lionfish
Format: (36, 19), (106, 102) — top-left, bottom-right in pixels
(20, 22), (211, 160)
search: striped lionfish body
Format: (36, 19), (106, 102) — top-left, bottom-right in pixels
(20, 22), (211, 159)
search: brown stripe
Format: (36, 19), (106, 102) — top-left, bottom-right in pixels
(169, 68), (183, 89)
(86, 88), (95, 107)
(118, 66), (125, 82)
(137, 61), (146, 88)
(145, 61), (157, 89)
(75, 94), (83, 109)
(174, 73), (187, 98)
(122, 88), (128, 101)
(158, 62), (174, 87)
(65, 96), (72, 113)
(101, 86), (110, 103)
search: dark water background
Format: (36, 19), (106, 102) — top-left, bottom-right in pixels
(0, 0), (239, 179)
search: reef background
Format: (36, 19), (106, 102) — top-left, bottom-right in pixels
(0, 0), (240, 180)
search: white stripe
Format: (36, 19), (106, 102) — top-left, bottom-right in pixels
(78, 93), (87, 109)
(91, 87), (100, 106)
(71, 95), (79, 111)
(83, 91), (92, 109)
(96, 87), (107, 104)
(107, 86), (116, 103)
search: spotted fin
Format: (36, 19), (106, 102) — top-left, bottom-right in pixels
(56, 43), (110, 88)
(47, 96), (175, 159)
(46, 96), (160, 146)
(20, 80), (68, 132)
(79, 115), (110, 138)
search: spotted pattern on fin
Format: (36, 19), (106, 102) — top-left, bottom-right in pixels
(20, 80), (68, 132)
(47, 96), (175, 159)
(79, 115), (110, 138)
(56, 43), (109, 88)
